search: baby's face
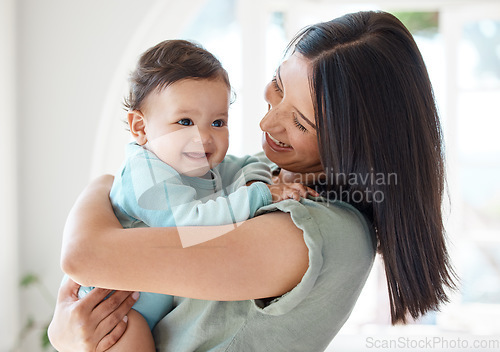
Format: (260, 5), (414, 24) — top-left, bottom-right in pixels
(142, 78), (230, 177)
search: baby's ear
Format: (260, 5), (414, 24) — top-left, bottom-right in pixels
(128, 111), (147, 145)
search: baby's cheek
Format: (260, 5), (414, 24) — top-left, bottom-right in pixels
(147, 131), (184, 163)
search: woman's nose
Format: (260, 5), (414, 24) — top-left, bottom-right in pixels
(261, 82), (284, 132)
(259, 104), (284, 133)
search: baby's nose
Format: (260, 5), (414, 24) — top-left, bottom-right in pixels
(192, 128), (213, 144)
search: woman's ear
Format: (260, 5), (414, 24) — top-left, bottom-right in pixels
(128, 111), (148, 145)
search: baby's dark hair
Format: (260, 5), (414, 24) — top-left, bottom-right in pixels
(124, 39), (230, 111)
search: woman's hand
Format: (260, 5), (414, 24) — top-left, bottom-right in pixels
(48, 277), (139, 352)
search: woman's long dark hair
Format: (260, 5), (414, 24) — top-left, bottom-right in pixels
(292, 11), (456, 324)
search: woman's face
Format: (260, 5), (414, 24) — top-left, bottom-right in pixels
(260, 53), (323, 174)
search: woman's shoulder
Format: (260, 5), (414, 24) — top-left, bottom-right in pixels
(256, 197), (376, 301)
(256, 197), (376, 252)
(256, 197), (376, 288)
(307, 198), (376, 252)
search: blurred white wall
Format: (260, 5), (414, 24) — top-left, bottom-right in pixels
(1, 0), (18, 350)
(12, 0), (157, 350)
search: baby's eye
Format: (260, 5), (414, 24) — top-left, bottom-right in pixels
(212, 119), (225, 127)
(177, 118), (193, 126)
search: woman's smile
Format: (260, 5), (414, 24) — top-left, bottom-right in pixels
(265, 132), (292, 150)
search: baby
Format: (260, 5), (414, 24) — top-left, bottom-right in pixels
(77, 39), (317, 350)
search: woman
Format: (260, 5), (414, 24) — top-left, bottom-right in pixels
(48, 10), (456, 351)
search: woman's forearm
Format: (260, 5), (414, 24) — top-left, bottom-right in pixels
(62, 175), (308, 301)
(61, 175), (119, 284)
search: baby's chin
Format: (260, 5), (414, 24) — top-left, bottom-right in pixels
(179, 167), (211, 178)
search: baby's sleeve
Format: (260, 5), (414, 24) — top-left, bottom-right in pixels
(218, 154), (273, 192)
(118, 151), (273, 229)
(115, 152), (197, 227)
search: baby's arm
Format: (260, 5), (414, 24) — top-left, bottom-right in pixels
(121, 154), (272, 248)
(131, 179), (270, 227)
(122, 154), (267, 227)
(220, 153), (318, 203)
(124, 153), (316, 233)
(218, 154), (273, 190)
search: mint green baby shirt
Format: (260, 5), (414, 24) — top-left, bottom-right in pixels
(153, 198), (376, 351)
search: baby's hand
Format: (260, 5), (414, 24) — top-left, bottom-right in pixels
(267, 183), (320, 203)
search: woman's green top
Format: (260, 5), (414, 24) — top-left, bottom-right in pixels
(153, 197), (376, 351)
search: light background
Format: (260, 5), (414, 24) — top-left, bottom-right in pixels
(1, 0), (499, 351)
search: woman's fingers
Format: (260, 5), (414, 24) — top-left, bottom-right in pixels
(286, 183), (320, 198)
(92, 290), (138, 321)
(305, 186), (320, 197)
(49, 280), (138, 351)
(268, 182), (319, 202)
(81, 287), (114, 309)
(49, 278), (100, 351)
(94, 291), (139, 338)
(95, 317), (129, 352)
